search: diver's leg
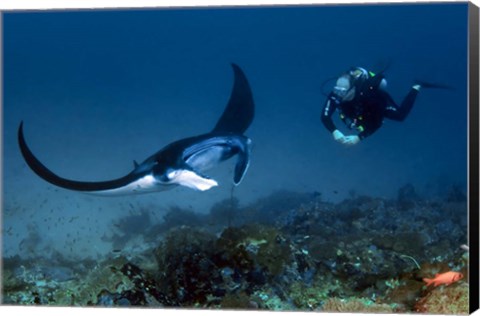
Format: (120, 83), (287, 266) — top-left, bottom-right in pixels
(386, 87), (420, 121)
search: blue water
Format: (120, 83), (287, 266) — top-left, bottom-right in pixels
(2, 3), (468, 259)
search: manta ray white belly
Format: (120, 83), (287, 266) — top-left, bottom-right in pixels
(87, 174), (167, 196)
(87, 169), (218, 196)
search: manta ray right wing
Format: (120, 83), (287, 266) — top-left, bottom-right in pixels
(212, 63), (255, 134)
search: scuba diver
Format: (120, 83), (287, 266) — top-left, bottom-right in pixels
(321, 66), (446, 145)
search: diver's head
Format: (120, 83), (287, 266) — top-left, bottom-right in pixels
(332, 67), (368, 101)
(333, 75), (355, 101)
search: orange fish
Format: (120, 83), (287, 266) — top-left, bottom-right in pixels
(423, 271), (463, 287)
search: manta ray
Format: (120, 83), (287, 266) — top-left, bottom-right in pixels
(18, 63), (255, 195)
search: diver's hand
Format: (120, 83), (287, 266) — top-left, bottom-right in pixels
(332, 130), (347, 144)
(343, 135), (360, 145)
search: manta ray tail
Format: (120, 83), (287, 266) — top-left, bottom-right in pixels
(211, 63), (255, 134)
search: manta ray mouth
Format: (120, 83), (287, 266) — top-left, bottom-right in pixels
(167, 169), (218, 191)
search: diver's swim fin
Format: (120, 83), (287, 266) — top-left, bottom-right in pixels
(415, 80), (454, 90)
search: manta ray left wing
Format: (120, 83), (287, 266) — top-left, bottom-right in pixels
(18, 121), (150, 193)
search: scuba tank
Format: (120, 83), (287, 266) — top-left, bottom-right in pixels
(320, 62), (391, 99)
(350, 67), (387, 98)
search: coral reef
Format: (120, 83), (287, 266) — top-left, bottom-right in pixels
(2, 186), (469, 313)
(415, 283), (469, 314)
(321, 297), (397, 313)
(153, 224), (299, 307)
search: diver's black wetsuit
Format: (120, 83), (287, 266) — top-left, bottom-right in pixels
(321, 87), (419, 139)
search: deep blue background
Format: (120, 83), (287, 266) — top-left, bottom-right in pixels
(2, 3), (468, 257)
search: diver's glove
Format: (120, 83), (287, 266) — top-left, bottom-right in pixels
(343, 135), (360, 146)
(332, 129), (347, 144)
